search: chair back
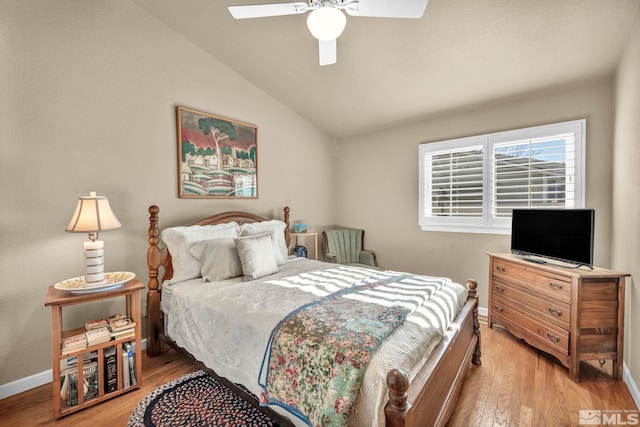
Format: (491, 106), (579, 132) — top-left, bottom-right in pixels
(323, 229), (364, 264)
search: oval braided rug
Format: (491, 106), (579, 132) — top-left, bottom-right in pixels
(128, 370), (277, 427)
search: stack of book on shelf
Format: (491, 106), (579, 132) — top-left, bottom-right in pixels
(85, 326), (112, 346)
(61, 314), (136, 355)
(84, 313), (136, 341)
(60, 352), (99, 406)
(106, 314), (136, 340)
(61, 333), (87, 355)
(84, 318), (108, 331)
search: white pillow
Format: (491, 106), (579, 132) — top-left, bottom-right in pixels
(239, 220), (288, 264)
(189, 238), (242, 282)
(234, 233), (279, 281)
(243, 229), (286, 265)
(161, 222), (240, 282)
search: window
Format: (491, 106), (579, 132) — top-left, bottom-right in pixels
(419, 119), (585, 234)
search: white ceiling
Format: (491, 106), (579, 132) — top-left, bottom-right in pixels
(131, 0), (639, 139)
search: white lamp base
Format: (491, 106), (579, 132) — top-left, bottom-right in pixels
(84, 240), (106, 286)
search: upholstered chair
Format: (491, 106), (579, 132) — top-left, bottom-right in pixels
(322, 229), (381, 270)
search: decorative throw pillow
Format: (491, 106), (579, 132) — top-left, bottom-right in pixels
(161, 222), (240, 283)
(239, 220), (288, 264)
(234, 233), (279, 281)
(244, 229), (286, 265)
(189, 238), (243, 282)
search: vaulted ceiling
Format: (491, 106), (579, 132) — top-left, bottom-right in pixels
(131, 0), (640, 139)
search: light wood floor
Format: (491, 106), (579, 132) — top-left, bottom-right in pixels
(449, 323), (638, 427)
(0, 324), (636, 426)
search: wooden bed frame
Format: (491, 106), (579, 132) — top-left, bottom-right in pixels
(146, 205), (481, 427)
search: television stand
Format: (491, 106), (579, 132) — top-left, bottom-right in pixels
(488, 252), (628, 382)
(515, 254), (591, 270)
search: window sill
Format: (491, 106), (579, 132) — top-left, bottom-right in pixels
(419, 223), (511, 235)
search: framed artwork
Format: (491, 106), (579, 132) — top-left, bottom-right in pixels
(176, 106), (258, 198)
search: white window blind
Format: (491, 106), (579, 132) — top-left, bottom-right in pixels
(430, 147), (484, 217)
(493, 134), (576, 217)
(419, 119), (585, 234)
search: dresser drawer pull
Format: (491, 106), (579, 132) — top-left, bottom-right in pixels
(549, 282), (564, 290)
(546, 332), (561, 342)
(496, 266), (506, 273)
(495, 285), (504, 293)
(494, 305), (504, 313)
(548, 307), (563, 317)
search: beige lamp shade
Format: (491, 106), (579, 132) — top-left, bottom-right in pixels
(65, 191), (122, 234)
(65, 192), (121, 287)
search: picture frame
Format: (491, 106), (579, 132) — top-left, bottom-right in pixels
(176, 106), (257, 198)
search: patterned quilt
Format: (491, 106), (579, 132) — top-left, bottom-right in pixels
(258, 272), (451, 426)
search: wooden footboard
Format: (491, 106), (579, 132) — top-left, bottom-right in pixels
(385, 280), (481, 427)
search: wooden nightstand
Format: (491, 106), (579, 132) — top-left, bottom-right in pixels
(44, 278), (144, 418)
(290, 232), (319, 260)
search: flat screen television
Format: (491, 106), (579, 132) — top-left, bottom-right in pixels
(510, 208), (595, 267)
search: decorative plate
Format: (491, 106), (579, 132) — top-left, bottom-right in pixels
(54, 271), (136, 293)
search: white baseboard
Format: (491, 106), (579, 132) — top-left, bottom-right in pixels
(0, 338), (147, 400)
(0, 369), (53, 400)
(624, 362), (640, 409)
(478, 306), (488, 318)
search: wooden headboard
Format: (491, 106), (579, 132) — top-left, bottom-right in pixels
(145, 204), (291, 356)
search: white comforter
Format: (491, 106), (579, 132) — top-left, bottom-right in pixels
(163, 258), (467, 426)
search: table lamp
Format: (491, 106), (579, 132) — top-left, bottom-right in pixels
(65, 192), (122, 286)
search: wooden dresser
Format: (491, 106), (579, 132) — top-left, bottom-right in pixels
(488, 253), (627, 382)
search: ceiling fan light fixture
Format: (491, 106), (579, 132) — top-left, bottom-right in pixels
(306, 7), (346, 41)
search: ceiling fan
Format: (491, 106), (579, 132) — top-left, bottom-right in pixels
(228, 0), (429, 66)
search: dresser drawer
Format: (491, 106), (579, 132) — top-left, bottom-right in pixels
(491, 278), (570, 328)
(492, 294), (569, 355)
(492, 258), (571, 302)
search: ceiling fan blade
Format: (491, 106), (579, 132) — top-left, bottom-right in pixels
(228, 2), (309, 19)
(318, 39), (337, 66)
(345, 0), (429, 18)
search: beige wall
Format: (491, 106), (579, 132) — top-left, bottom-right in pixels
(613, 8), (640, 403)
(0, 0), (334, 385)
(335, 81), (616, 307)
